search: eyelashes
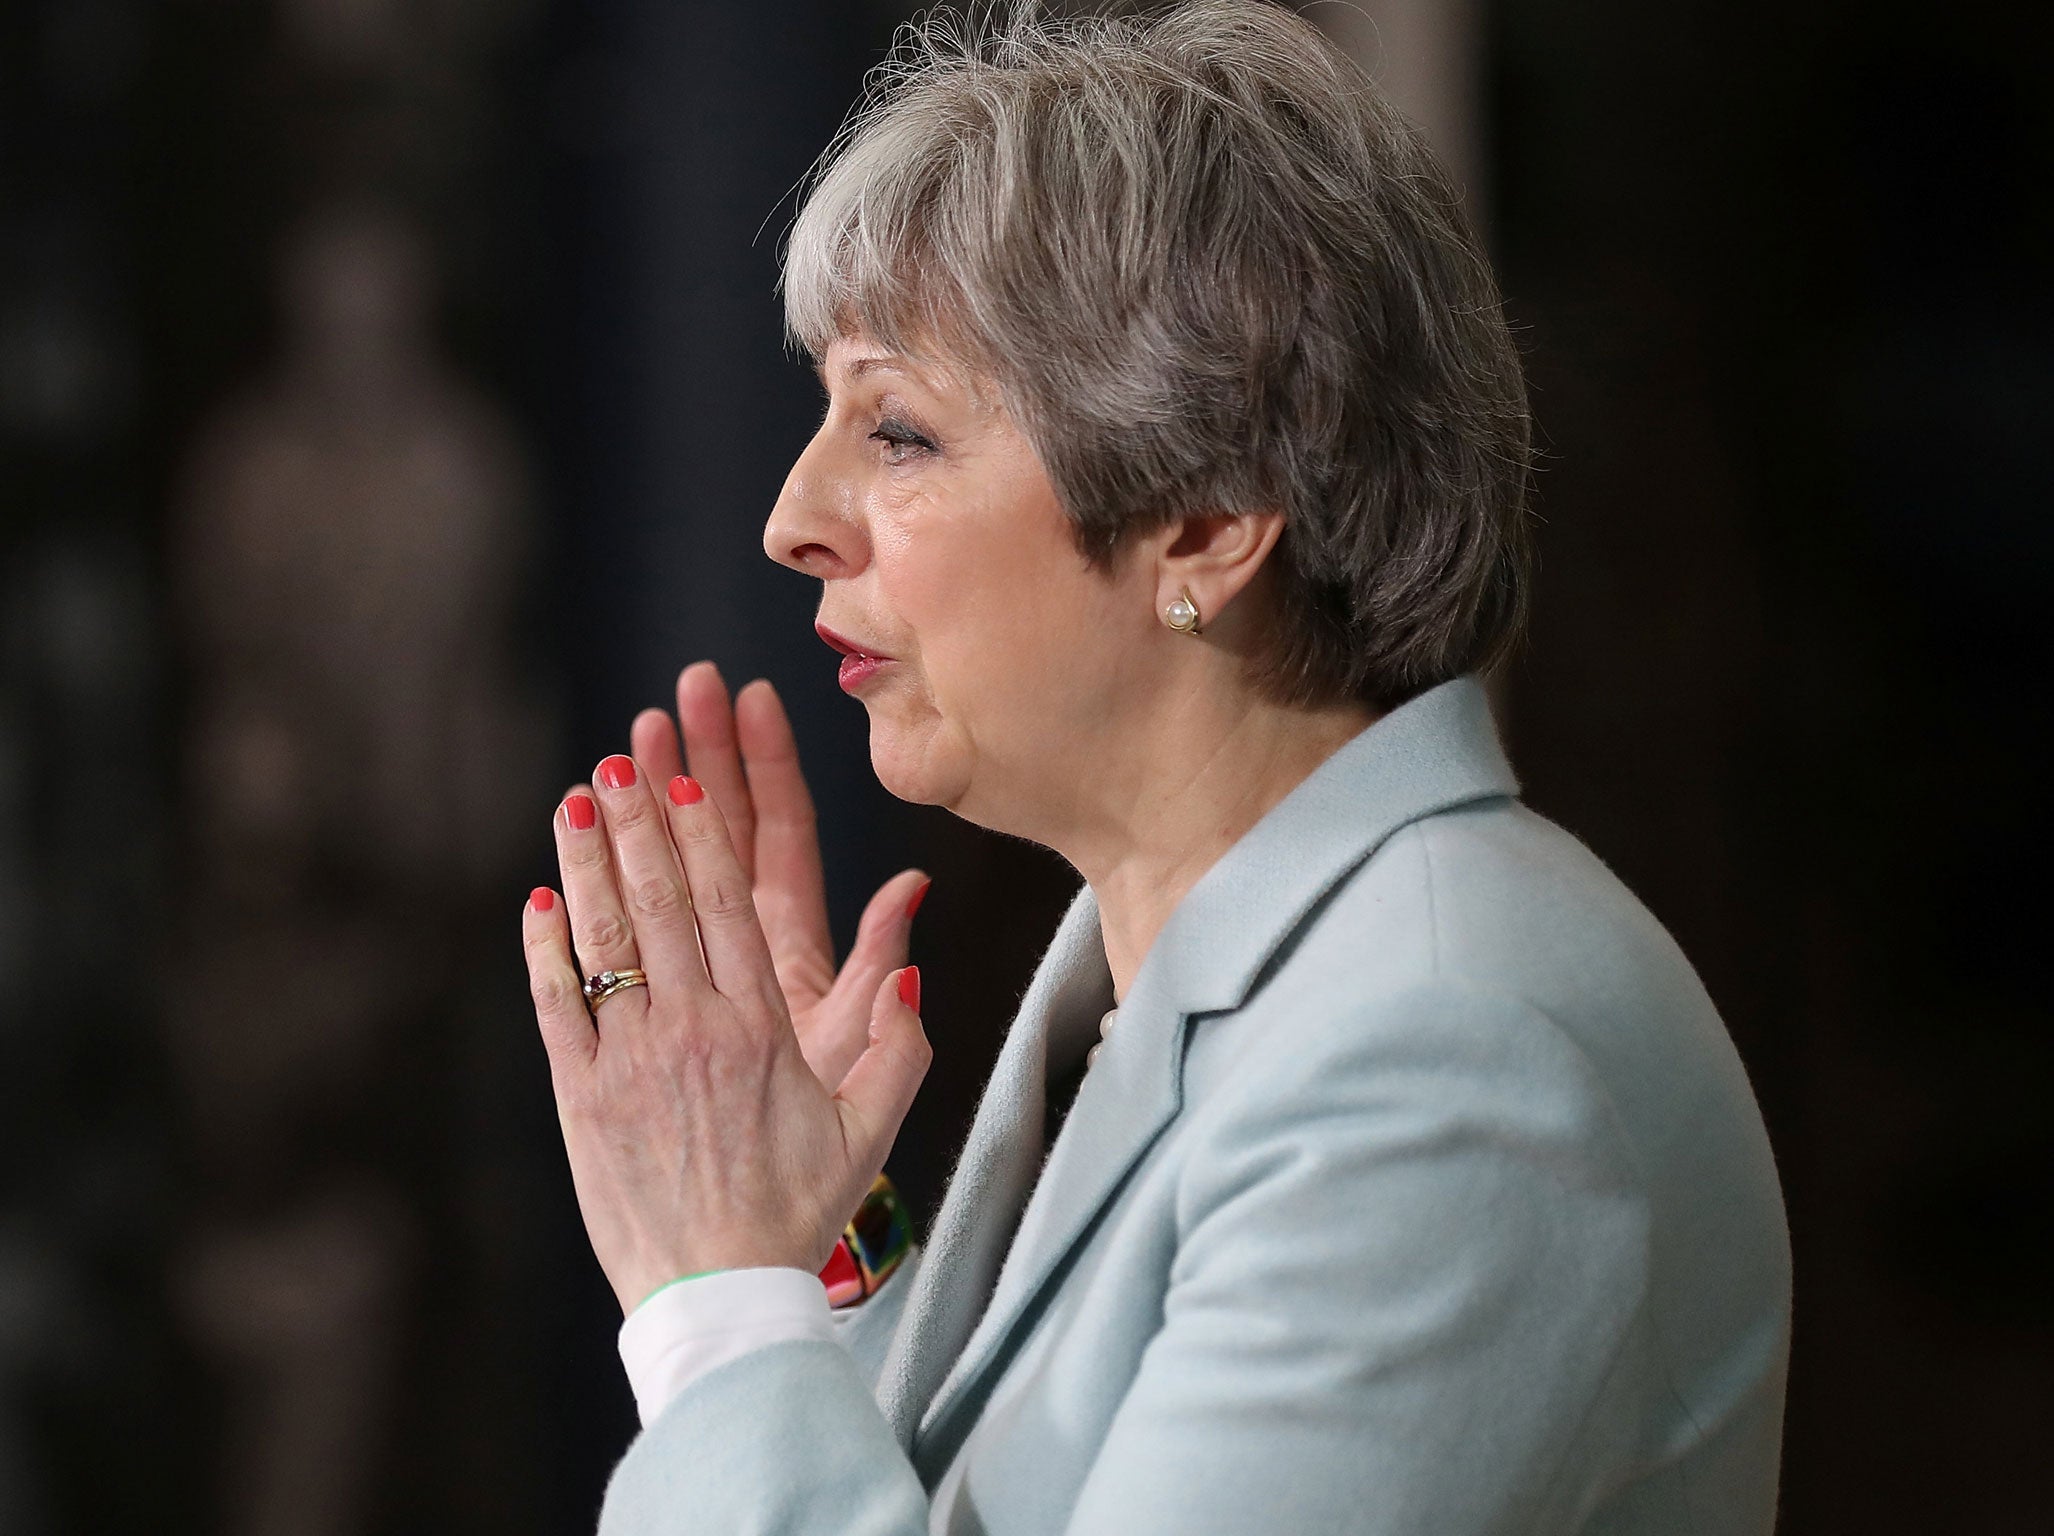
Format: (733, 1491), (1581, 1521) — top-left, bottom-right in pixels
(870, 415), (937, 463)
(812, 384), (941, 464)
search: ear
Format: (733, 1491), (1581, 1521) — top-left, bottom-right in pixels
(1153, 510), (1286, 633)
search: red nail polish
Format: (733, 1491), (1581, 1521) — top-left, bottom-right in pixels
(564, 794), (597, 831)
(598, 754), (637, 790)
(905, 878), (932, 921)
(530, 887), (556, 912)
(668, 775), (705, 806)
(898, 965), (921, 1011)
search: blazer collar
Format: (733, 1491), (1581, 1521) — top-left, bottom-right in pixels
(1141, 670), (1519, 1018)
(900, 674), (1520, 1473)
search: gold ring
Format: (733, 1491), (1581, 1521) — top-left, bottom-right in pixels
(581, 968), (649, 1010)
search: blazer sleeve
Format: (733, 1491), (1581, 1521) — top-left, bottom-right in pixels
(598, 982), (1652, 1536)
(599, 1335), (927, 1535)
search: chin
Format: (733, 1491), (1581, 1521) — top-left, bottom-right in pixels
(865, 711), (964, 809)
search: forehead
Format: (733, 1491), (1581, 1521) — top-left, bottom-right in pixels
(813, 333), (1000, 414)
(815, 335), (933, 384)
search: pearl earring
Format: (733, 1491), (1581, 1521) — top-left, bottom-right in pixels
(1162, 588), (1202, 635)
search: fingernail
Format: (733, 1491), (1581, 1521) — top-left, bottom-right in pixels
(898, 965), (921, 1010)
(598, 754), (637, 790)
(530, 887), (556, 912)
(905, 878), (932, 921)
(668, 775), (705, 806)
(564, 794), (597, 831)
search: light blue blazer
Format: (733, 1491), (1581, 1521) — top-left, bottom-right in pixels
(600, 675), (1791, 1535)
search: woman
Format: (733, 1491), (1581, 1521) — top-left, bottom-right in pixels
(521, 4), (1792, 1532)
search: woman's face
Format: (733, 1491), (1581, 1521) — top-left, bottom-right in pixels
(764, 334), (1146, 830)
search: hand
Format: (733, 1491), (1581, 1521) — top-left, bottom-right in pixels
(523, 755), (933, 1314)
(630, 662), (929, 1093)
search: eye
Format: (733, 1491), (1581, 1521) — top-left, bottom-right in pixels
(870, 416), (937, 465)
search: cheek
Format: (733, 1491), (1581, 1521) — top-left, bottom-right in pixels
(871, 457), (1120, 749)
(878, 499), (1047, 676)
(921, 561), (1120, 749)
(898, 568), (1023, 722)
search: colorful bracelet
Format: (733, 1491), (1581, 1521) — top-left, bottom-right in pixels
(817, 1172), (913, 1309)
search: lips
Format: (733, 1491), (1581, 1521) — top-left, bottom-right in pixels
(815, 622), (891, 662)
(817, 621), (894, 694)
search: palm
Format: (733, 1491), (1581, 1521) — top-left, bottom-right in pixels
(628, 662), (925, 1093)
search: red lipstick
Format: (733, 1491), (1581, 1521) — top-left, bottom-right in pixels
(816, 622), (893, 693)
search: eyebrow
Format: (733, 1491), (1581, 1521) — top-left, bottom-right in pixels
(813, 354), (910, 385)
(812, 349), (994, 415)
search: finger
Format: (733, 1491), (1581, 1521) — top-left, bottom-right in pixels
(522, 886), (595, 1071)
(554, 785), (644, 988)
(810, 871), (929, 1094)
(823, 869), (930, 1025)
(735, 678), (834, 994)
(835, 967), (932, 1173)
(662, 773), (780, 1003)
(675, 662), (758, 884)
(589, 754), (710, 995)
(630, 707), (686, 796)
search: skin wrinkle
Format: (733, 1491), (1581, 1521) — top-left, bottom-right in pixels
(766, 335), (1376, 1004)
(768, 0), (1531, 975)
(784, 13), (1544, 702)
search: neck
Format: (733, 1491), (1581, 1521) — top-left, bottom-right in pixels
(1054, 689), (1378, 1004)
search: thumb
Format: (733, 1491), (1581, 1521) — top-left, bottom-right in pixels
(830, 868), (927, 1005)
(833, 966), (932, 1170)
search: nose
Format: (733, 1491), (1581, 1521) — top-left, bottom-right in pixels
(764, 429), (864, 580)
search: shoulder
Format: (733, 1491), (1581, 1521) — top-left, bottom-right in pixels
(1217, 794), (1703, 1048)
(1151, 769), (1790, 1494)
(1185, 793), (1783, 1248)
(1178, 798), (1638, 1193)
(1275, 797), (1744, 1097)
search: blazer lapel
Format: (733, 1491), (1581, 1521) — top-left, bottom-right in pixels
(875, 884), (1114, 1450)
(909, 940), (1180, 1475)
(899, 676), (1520, 1474)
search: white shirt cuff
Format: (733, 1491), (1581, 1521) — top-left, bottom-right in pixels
(617, 1266), (838, 1427)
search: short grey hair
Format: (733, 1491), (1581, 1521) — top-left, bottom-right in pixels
(782, 0), (1532, 712)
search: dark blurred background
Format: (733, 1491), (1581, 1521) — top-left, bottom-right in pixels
(1, 0), (2046, 1531)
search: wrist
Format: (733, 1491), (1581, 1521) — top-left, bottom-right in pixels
(630, 1267), (731, 1314)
